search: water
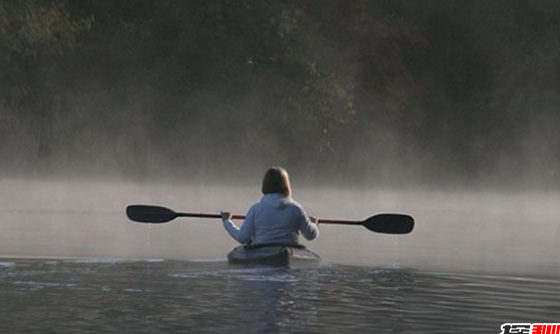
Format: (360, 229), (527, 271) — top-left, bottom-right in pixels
(1, 258), (559, 333)
(1, 180), (560, 333)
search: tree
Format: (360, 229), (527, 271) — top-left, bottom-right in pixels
(0, 0), (91, 169)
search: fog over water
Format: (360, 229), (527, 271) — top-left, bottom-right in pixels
(4, 4), (560, 334)
(2, 1), (560, 281)
(2, 178), (559, 277)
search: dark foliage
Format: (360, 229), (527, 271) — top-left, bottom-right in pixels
(1, 0), (559, 187)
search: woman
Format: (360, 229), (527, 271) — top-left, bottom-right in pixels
(221, 167), (319, 246)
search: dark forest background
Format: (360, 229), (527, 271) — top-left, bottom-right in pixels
(1, 0), (559, 188)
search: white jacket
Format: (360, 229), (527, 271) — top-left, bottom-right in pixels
(222, 193), (319, 245)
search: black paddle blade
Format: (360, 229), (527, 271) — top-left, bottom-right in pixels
(363, 214), (415, 234)
(126, 205), (178, 223)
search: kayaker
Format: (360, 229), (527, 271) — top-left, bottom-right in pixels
(221, 166), (319, 246)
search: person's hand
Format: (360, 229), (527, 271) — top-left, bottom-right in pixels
(221, 211), (232, 221)
(310, 216), (319, 225)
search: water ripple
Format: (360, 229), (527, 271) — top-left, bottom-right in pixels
(1, 259), (559, 333)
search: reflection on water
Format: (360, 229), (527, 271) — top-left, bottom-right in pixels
(1, 258), (559, 334)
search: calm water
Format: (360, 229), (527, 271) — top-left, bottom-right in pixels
(1, 258), (559, 334)
(1, 180), (560, 333)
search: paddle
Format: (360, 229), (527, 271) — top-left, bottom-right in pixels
(126, 205), (414, 234)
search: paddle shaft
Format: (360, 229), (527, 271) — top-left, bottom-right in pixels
(316, 218), (361, 226)
(178, 212), (361, 226)
(178, 212), (246, 220)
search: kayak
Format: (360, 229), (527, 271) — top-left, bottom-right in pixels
(227, 245), (321, 267)
(227, 244), (321, 267)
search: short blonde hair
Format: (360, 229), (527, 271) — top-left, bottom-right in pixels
(261, 167), (291, 196)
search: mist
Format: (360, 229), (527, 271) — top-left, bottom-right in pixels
(1, 179), (559, 277)
(1, 1), (560, 276)
(1, 0), (560, 187)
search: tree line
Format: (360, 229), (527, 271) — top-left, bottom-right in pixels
(1, 0), (559, 187)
